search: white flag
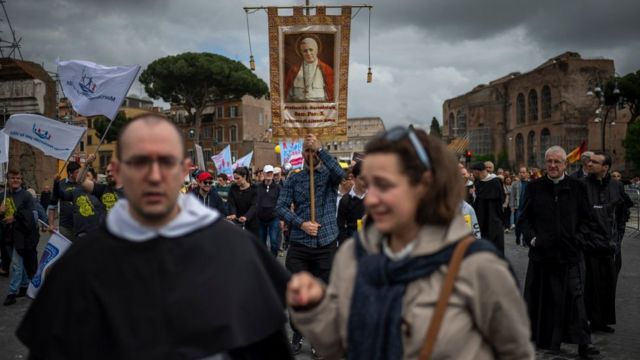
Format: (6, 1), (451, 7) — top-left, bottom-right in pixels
(58, 60), (140, 120)
(2, 114), (86, 160)
(0, 131), (9, 164)
(212, 145), (233, 177)
(27, 231), (72, 299)
(194, 144), (205, 170)
(233, 151), (253, 170)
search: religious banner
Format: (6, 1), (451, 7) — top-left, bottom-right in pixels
(268, 6), (351, 141)
(211, 145), (233, 177)
(279, 138), (304, 170)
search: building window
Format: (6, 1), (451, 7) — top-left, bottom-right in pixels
(99, 151), (112, 172)
(87, 135), (93, 145)
(231, 151), (238, 163)
(216, 127), (224, 143)
(527, 130), (536, 167)
(204, 149), (212, 164)
(539, 128), (551, 162)
(541, 85), (552, 119)
(515, 133), (524, 165)
(455, 110), (467, 138)
(230, 126), (237, 143)
(202, 127), (213, 139)
(258, 112), (264, 126)
(87, 119), (93, 128)
(217, 106), (224, 118)
(528, 89), (538, 122)
(516, 93), (525, 125)
(230, 106), (239, 118)
(448, 112), (455, 136)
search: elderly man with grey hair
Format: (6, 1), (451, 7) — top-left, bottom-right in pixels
(570, 150), (594, 179)
(518, 145), (598, 358)
(284, 36), (334, 102)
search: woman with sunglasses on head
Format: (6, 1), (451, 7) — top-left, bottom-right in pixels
(286, 126), (534, 360)
(226, 167), (259, 236)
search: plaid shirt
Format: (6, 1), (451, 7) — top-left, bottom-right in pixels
(276, 149), (345, 247)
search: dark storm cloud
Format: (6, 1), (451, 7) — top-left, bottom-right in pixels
(1, 0), (638, 127)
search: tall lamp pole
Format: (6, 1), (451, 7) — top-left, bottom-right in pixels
(586, 74), (625, 152)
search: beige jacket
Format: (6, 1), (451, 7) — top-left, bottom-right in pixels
(291, 215), (535, 360)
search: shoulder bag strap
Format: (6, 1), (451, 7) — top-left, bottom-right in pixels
(418, 235), (475, 360)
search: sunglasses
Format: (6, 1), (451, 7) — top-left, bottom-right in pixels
(203, 181), (214, 186)
(383, 126), (432, 170)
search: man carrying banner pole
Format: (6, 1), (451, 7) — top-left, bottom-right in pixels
(276, 133), (344, 354)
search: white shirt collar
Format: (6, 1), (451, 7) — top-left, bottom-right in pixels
(106, 193), (220, 242)
(348, 186), (367, 200)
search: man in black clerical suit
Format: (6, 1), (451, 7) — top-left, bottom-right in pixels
(470, 161), (505, 254)
(17, 113), (293, 359)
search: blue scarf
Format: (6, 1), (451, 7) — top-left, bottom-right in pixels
(346, 232), (500, 360)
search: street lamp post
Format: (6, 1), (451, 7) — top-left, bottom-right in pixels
(586, 74), (625, 152)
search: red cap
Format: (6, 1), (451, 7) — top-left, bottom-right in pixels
(197, 172), (213, 182)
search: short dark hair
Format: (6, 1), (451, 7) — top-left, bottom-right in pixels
(67, 161), (81, 174)
(7, 168), (21, 177)
(217, 173), (228, 181)
(365, 128), (464, 226)
(116, 112), (184, 160)
(593, 151), (612, 168)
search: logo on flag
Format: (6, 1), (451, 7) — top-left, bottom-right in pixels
(79, 70), (97, 95)
(32, 124), (52, 140)
(27, 231), (72, 299)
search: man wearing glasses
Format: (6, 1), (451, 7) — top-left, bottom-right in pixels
(581, 151), (629, 335)
(17, 114), (293, 359)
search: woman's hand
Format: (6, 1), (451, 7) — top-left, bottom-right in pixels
(287, 271), (325, 308)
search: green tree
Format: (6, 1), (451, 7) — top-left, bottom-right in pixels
(624, 120), (640, 169)
(94, 111), (129, 143)
(139, 52), (269, 143)
(618, 70), (640, 125)
(429, 117), (442, 138)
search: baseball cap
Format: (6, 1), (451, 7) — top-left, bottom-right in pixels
(263, 165), (274, 173)
(197, 172), (213, 182)
(273, 166), (282, 174)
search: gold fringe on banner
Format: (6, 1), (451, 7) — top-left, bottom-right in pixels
(267, 6), (351, 141)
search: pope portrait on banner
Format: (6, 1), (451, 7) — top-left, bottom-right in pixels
(284, 35), (335, 103)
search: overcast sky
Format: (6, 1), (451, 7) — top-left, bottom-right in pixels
(5, 0), (640, 129)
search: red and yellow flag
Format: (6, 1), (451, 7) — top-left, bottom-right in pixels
(567, 141), (587, 164)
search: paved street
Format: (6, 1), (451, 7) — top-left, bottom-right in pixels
(1, 229), (639, 359)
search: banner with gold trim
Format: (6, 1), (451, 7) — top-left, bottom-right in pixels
(268, 6), (351, 141)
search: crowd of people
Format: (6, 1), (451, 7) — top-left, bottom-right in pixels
(0, 112), (636, 359)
